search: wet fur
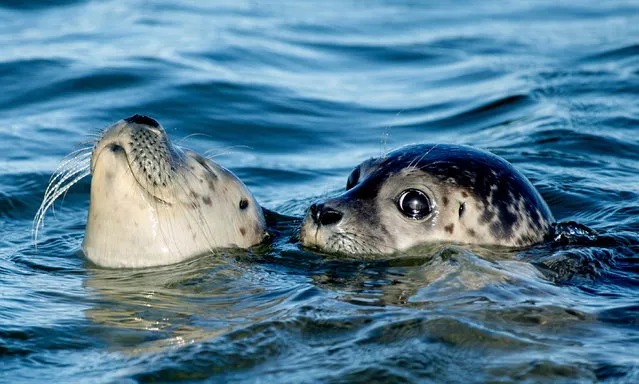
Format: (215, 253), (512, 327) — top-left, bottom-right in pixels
(34, 117), (267, 268)
(301, 144), (554, 255)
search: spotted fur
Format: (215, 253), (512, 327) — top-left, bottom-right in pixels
(71, 116), (268, 268)
(300, 144), (554, 255)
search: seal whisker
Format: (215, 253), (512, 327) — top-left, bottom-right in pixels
(73, 139), (99, 147)
(300, 144), (555, 256)
(58, 145), (94, 162)
(41, 163), (90, 218)
(176, 133), (213, 146)
(47, 148), (92, 180)
(203, 145), (253, 159)
(44, 152), (92, 199)
(408, 144), (438, 171)
(33, 169), (91, 245)
(36, 115), (268, 268)
(42, 159), (91, 209)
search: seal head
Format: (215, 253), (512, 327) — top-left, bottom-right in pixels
(300, 144), (554, 255)
(81, 115), (267, 268)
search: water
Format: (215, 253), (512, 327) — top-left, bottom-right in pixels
(1, 0), (638, 382)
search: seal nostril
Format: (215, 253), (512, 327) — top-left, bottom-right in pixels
(310, 203), (321, 225)
(310, 203), (343, 226)
(124, 114), (160, 128)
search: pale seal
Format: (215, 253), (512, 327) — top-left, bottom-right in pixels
(300, 144), (554, 255)
(34, 115), (267, 268)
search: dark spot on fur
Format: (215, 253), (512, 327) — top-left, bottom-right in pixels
(442, 196), (449, 206)
(239, 199), (249, 210)
(461, 191), (468, 198)
(239, 227), (246, 236)
(467, 228), (476, 237)
(208, 180), (215, 191)
(202, 196), (212, 206)
(444, 223), (454, 234)
(480, 207), (495, 223)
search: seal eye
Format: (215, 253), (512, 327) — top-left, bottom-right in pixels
(346, 167), (360, 191)
(397, 189), (431, 220)
(239, 199), (249, 210)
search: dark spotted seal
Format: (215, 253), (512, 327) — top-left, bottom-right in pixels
(34, 115), (267, 268)
(300, 144), (554, 254)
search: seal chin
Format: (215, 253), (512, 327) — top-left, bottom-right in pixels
(80, 116), (267, 268)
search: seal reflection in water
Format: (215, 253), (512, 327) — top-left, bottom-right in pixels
(300, 144), (554, 255)
(34, 115), (267, 268)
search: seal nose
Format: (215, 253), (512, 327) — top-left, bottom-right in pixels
(310, 203), (343, 226)
(124, 114), (160, 128)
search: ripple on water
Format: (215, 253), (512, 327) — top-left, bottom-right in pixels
(0, 0), (638, 382)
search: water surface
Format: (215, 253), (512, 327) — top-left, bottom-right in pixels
(1, 1), (638, 382)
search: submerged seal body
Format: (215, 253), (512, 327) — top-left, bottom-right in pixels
(300, 144), (554, 255)
(38, 115), (267, 268)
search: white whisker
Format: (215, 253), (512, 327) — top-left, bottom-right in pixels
(42, 159), (91, 210)
(44, 152), (92, 200)
(408, 144), (438, 170)
(48, 147), (92, 176)
(177, 133), (213, 145)
(203, 145), (252, 159)
(33, 168), (91, 245)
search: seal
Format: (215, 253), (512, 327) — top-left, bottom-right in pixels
(300, 144), (554, 255)
(34, 115), (268, 268)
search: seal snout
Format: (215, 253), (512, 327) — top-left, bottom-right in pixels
(124, 114), (160, 128)
(309, 203), (343, 226)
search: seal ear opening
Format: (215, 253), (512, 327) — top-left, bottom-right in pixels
(346, 167), (360, 191)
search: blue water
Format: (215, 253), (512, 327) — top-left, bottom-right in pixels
(1, 1), (639, 382)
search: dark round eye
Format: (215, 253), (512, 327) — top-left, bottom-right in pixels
(239, 199), (249, 210)
(397, 189), (431, 220)
(346, 167), (360, 191)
